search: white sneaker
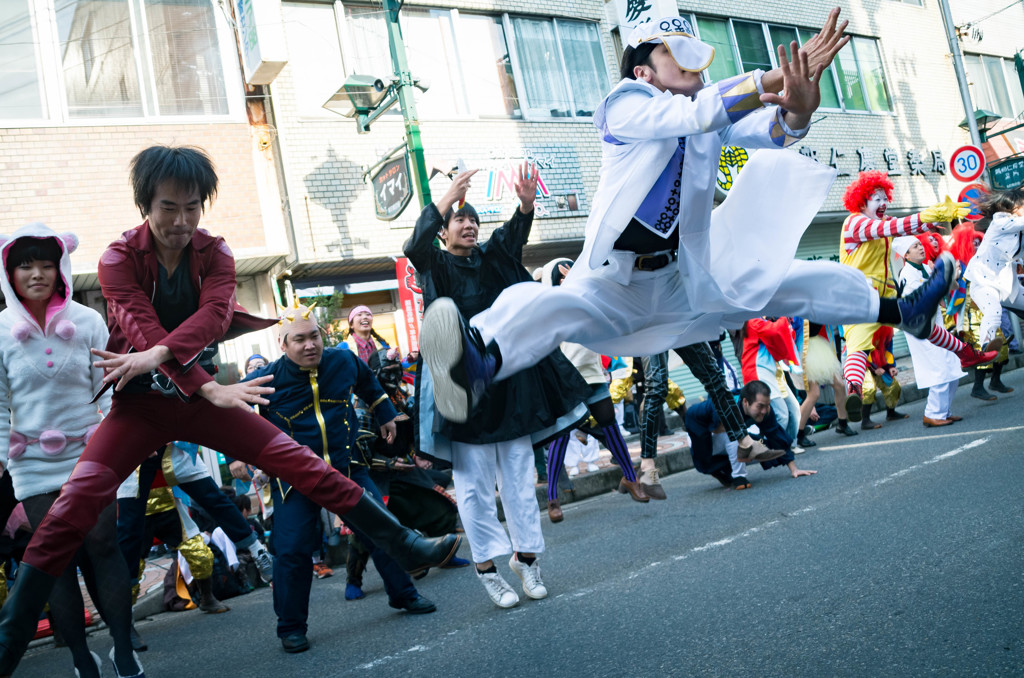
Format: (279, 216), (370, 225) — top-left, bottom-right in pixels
(585, 463), (600, 473)
(567, 466), (579, 477)
(476, 568), (519, 608)
(509, 555), (548, 600)
(252, 545), (274, 583)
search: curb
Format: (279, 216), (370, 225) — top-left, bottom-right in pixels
(513, 355), (1023, 519)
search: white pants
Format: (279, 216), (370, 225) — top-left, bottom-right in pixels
(772, 392), (801, 441)
(450, 435), (544, 564)
(712, 431), (746, 479)
(475, 258), (879, 380)
(924, 380), (959, 420)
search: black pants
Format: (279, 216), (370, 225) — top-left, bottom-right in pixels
(640, 343), (746, 459)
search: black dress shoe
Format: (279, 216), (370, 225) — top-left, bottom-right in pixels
(389, 595), (437, 614)
(281, 634), (310, 653)
(797, 434), (817, 448)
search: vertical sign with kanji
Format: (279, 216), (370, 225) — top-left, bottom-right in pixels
(395, 257), (424, 353)
(614, 0), (679, 32)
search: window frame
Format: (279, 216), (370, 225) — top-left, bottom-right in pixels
(690, 13), (894, 116)
(965, 52), (1024, 121)
(2, 0), (246, 127)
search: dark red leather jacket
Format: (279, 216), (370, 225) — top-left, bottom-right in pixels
(97, 221), (277, 397)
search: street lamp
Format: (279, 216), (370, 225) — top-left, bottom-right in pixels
(323, 75), (399, 133)
(959, 108), (1003, 142)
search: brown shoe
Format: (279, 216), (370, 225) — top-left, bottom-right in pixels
(983, 336), (1004, 353)
(736, 440), (786, 464)
(946, 415), (963, 422)
(638, 467), (667, 500)
(547, 499), (563, 523)
(922, 416), (953, 427)
(617, 477), (650, 503)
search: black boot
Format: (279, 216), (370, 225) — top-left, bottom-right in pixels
(343, 493), (461, 573)
(0, 563), (59, 675)
(886, 407), (909, 421)
(989, 361), (1014, 393)
(861, 404), (881, 430)
(197, 577), (229, 614)
(971, 368), (997, 401)
(834, 418), (858, 437)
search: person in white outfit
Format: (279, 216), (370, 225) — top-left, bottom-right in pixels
(420, 10), (959, 429)
(894, 236), (966, 427)
(964, 189), (1024, 352)
(0, 224), (143, 678)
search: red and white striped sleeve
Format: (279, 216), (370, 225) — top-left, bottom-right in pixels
(843, 213), (928, 251)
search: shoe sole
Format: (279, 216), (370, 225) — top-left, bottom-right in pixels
(421, 299), (471, 423)
(406, 534), (463, 575)
(640, 483), (667, 500)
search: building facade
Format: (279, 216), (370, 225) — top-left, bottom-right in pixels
(0, 0), (291, 375)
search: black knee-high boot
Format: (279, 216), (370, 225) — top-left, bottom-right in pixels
(0, 563), (59, 676)
(343, 493), (461, 573)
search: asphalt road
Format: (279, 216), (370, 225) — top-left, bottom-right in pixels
(18, 369), (1024, 677)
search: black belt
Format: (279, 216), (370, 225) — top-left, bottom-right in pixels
(633, 250), (677, 271)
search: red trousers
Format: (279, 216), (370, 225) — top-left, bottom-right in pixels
(24, 393), (365, 577)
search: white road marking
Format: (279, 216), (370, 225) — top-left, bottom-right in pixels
(353, 435), (993, 672)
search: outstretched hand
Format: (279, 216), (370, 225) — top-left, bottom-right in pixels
(199, 376), (274, 410)
(514, 162), (539, 214)
(759, 41), (822, 118)
(93, 345), (171, 391)
(798, 7), (850, 76)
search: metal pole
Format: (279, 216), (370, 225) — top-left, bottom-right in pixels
(382, 0), (432, 208)
(938, 0), (984, 149)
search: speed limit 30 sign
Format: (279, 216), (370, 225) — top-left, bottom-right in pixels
(949, 145), (986, 182)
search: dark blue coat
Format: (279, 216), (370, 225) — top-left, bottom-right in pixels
(244, 347), (399, 498)
(685, 397), (794, 473)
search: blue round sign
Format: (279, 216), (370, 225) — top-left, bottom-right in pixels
(957, 183), (988, 222)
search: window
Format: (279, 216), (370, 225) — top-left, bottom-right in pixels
(509, 17), (609, 118)
(281, 2), (347, 118)
(0, 0), (46, 119)
(964, 54), (1024, 120)
(691, 15), (892, 113)
(329, 5), (522, 119)
(1, 0), (236, 122)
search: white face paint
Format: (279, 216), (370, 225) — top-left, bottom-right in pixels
(861, 188), (890, 220)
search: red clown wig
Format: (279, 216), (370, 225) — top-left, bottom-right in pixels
(915, 232), (947, 265)
(948, 223), (981, 264)
(843, 171), (894, 213)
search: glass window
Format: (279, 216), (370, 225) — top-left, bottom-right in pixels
(695, 17), (738, 83)
(282, 2), (346, 117)
(57, 0), (144, 118)
(984, 56), (1012, 118)
(1003, 59), (1024, 118)
(403, 9), (467, 117)
(341, 6), (393, 77)
(144, 0), (228, 116)
(767, 25), (798, 67)
(834, 42), (868, 111)
(511, 17), (571, 117)
(852, 37), (892, 112)
(798, 28), (840, 109)
(0, 0), (45, 119)
(732, 21), (771, 73)
(556, 20), (608, 117)
(964, 54), (992, 113)
(457, 14), (520, 117)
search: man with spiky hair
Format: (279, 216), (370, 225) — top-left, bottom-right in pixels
(0, 145), (459, 675)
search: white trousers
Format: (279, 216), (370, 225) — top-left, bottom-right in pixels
(973, 284), (1004, 345)
(712, 431), (746, 479)
(924, 380), (958, 420)
(475, 258), (879, 380)
(450, 435), (544, 564)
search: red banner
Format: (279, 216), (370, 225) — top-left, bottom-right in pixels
(395, 257), (424, 353)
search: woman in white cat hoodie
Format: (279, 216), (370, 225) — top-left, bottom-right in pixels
(0, 223), (141, 678)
